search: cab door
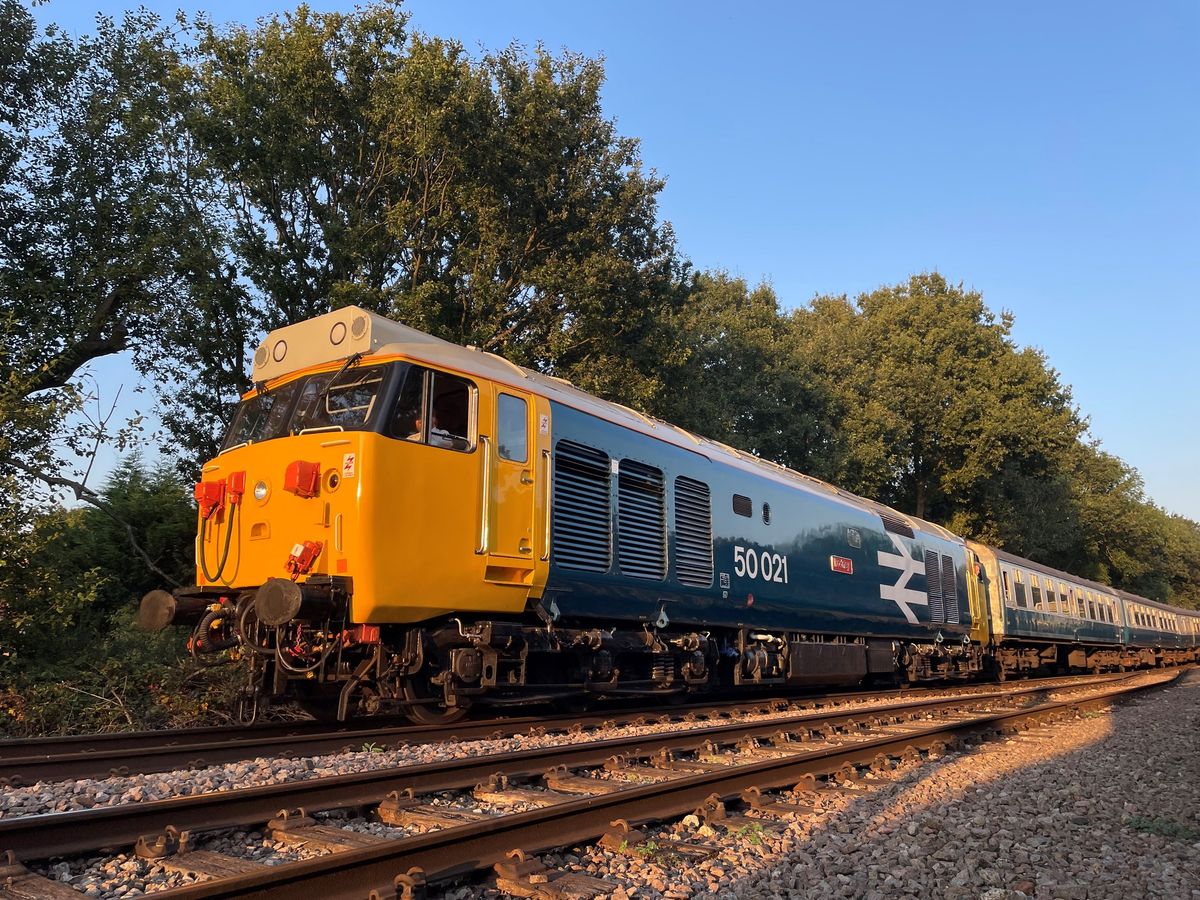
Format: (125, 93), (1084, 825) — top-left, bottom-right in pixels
(481, 386), (537, 585)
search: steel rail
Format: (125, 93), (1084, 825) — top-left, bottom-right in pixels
(143, 669), (1185, 899)
(0, 674), (1128, 785)
(0, 674), (1130, 860)
(0, 718), (412, 761)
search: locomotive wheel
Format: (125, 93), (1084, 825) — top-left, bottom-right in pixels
(401, 677), (468, 725)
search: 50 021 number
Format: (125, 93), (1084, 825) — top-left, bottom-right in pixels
(733, 546), (789, 583)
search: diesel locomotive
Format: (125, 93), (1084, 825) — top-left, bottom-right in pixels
(139, 307), (1200, 722)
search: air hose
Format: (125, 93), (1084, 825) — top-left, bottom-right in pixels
(191, 607), (238, 654)
(198, 502), (239, 584)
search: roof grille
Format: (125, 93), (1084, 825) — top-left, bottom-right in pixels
(674, 476), (713, 587)
(552, 441), (611, 573)
(617, 460), (666, 581)
(880, 512), (914, 538)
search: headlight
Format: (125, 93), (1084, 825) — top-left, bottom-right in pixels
(253, 480), (269, 502)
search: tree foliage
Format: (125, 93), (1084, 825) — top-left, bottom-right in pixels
(0, 1), (213, 494)
(0, 456), (193, 667)
(0, 457), (236, 736)
(162, 2), (682, 462)
(792, 274), (1084, 526)
(654, 272), (837, 474)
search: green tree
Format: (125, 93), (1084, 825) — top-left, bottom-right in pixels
(0, 2), (214, 498)
(1064, 443), (1172, 595)
(792, 273), (1084, 532)
(1159, 513), (1200, 609)
(654, 271), (838, 474)
(0, 456), (193, 671)
(165, 1), (682, 463)
(0, 457), (223, 736)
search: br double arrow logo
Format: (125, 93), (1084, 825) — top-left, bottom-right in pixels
(878, 533), (928, 624)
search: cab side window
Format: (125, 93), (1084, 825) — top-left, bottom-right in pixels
(429, 371), (472, 449)
(390, 366), (426, 441)
(388, 364), (474, 452)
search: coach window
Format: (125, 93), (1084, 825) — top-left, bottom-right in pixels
(1030, 575), (1043, 610)
(1056, 582), (1068, 615)
(497, 394), (528, 463)
(1014, 571), (1028, 608)
(1043, 580), (1056, 614)
(1002, 570), (1013, 606)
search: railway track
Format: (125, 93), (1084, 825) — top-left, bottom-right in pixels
(0, 670), (1178, 900)
(0, 674), (1126, 785)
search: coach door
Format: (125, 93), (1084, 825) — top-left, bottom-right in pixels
(480, 385), (538, 585)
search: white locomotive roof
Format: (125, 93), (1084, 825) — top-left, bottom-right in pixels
(252, 306), (961, 544)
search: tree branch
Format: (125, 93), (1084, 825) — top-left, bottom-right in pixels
(9, 458), (184, 589)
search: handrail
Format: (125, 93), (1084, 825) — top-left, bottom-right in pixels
(541, 448), (552, 561)
(476, 434), (492, 555)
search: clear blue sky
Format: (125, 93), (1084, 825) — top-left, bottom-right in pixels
(36, 1), (1200, 519)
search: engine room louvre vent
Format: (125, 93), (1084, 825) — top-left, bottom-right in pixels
(879, 512), (914, 539)
(674, 476), (713, 587)
(732, 494), (753, 517)
(925, 549), (945, 623)
(552, 441), (612, 573)
(617, 460), (667, 581)
(941, 553), (960, 624)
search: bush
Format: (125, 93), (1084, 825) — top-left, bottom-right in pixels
(0, 457), (244, 736)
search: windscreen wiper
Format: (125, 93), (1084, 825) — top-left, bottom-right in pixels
(302, 352), (363, 429)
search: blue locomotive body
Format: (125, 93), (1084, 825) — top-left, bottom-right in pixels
(533, 401), (983, 686)
(544, 402), (971, 640)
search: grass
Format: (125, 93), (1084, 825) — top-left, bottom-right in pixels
(1127, 816), (1200, 842)
(735, 822), (765, 845)
(635, 838), (661, 861)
